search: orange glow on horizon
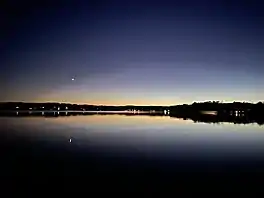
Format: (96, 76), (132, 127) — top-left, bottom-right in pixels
(32, 97), (185, 106)
(24, 90), (262, 106)
(23, 98), (261, 106)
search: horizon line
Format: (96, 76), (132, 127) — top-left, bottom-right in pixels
(1, 100), (263, 106)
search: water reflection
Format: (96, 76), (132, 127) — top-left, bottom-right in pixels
(0, 112), (264, 160)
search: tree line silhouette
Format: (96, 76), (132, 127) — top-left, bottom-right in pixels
(0, 101), (263, 125)
(0, 101), (263, 113)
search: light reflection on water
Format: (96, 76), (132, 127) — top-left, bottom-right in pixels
(1, 115), (264, 159)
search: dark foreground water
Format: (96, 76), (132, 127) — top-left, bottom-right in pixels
(1, 114), (264, 194)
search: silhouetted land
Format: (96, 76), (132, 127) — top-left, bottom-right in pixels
(0, 102), (168, 111)
(0, 110), (263, 126)
(170, 101), (264, 126)
(1, 101), (264, 113)
(0, 101), (264, 125)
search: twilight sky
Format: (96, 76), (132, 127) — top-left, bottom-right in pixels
(2, 0), (264, 105)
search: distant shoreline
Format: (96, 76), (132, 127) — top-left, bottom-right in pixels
(0, 101), (263, 118)
(0, 110), (164, 114)
(0, 109), (263, 126)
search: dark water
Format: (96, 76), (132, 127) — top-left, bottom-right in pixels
(1, 114), (264, 193)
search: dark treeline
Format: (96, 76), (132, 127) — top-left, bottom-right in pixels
(0, 101), (264, 114)
(2, 101), (263, 125)
(169, 101), (264, 125)
(0, 110), (263, 125)
(170, 101), (264, 116)
(0, 102), (168, 112)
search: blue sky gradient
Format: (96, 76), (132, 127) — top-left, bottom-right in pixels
(2, 0), (264, 105)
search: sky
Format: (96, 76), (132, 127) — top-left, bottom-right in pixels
(2, 0), (264, 105)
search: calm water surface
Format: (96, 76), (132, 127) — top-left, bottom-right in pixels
(2, 114), (264, 193)
(1, 114), (264, 160)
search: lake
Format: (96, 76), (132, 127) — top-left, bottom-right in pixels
(1, 113), (264, 193)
